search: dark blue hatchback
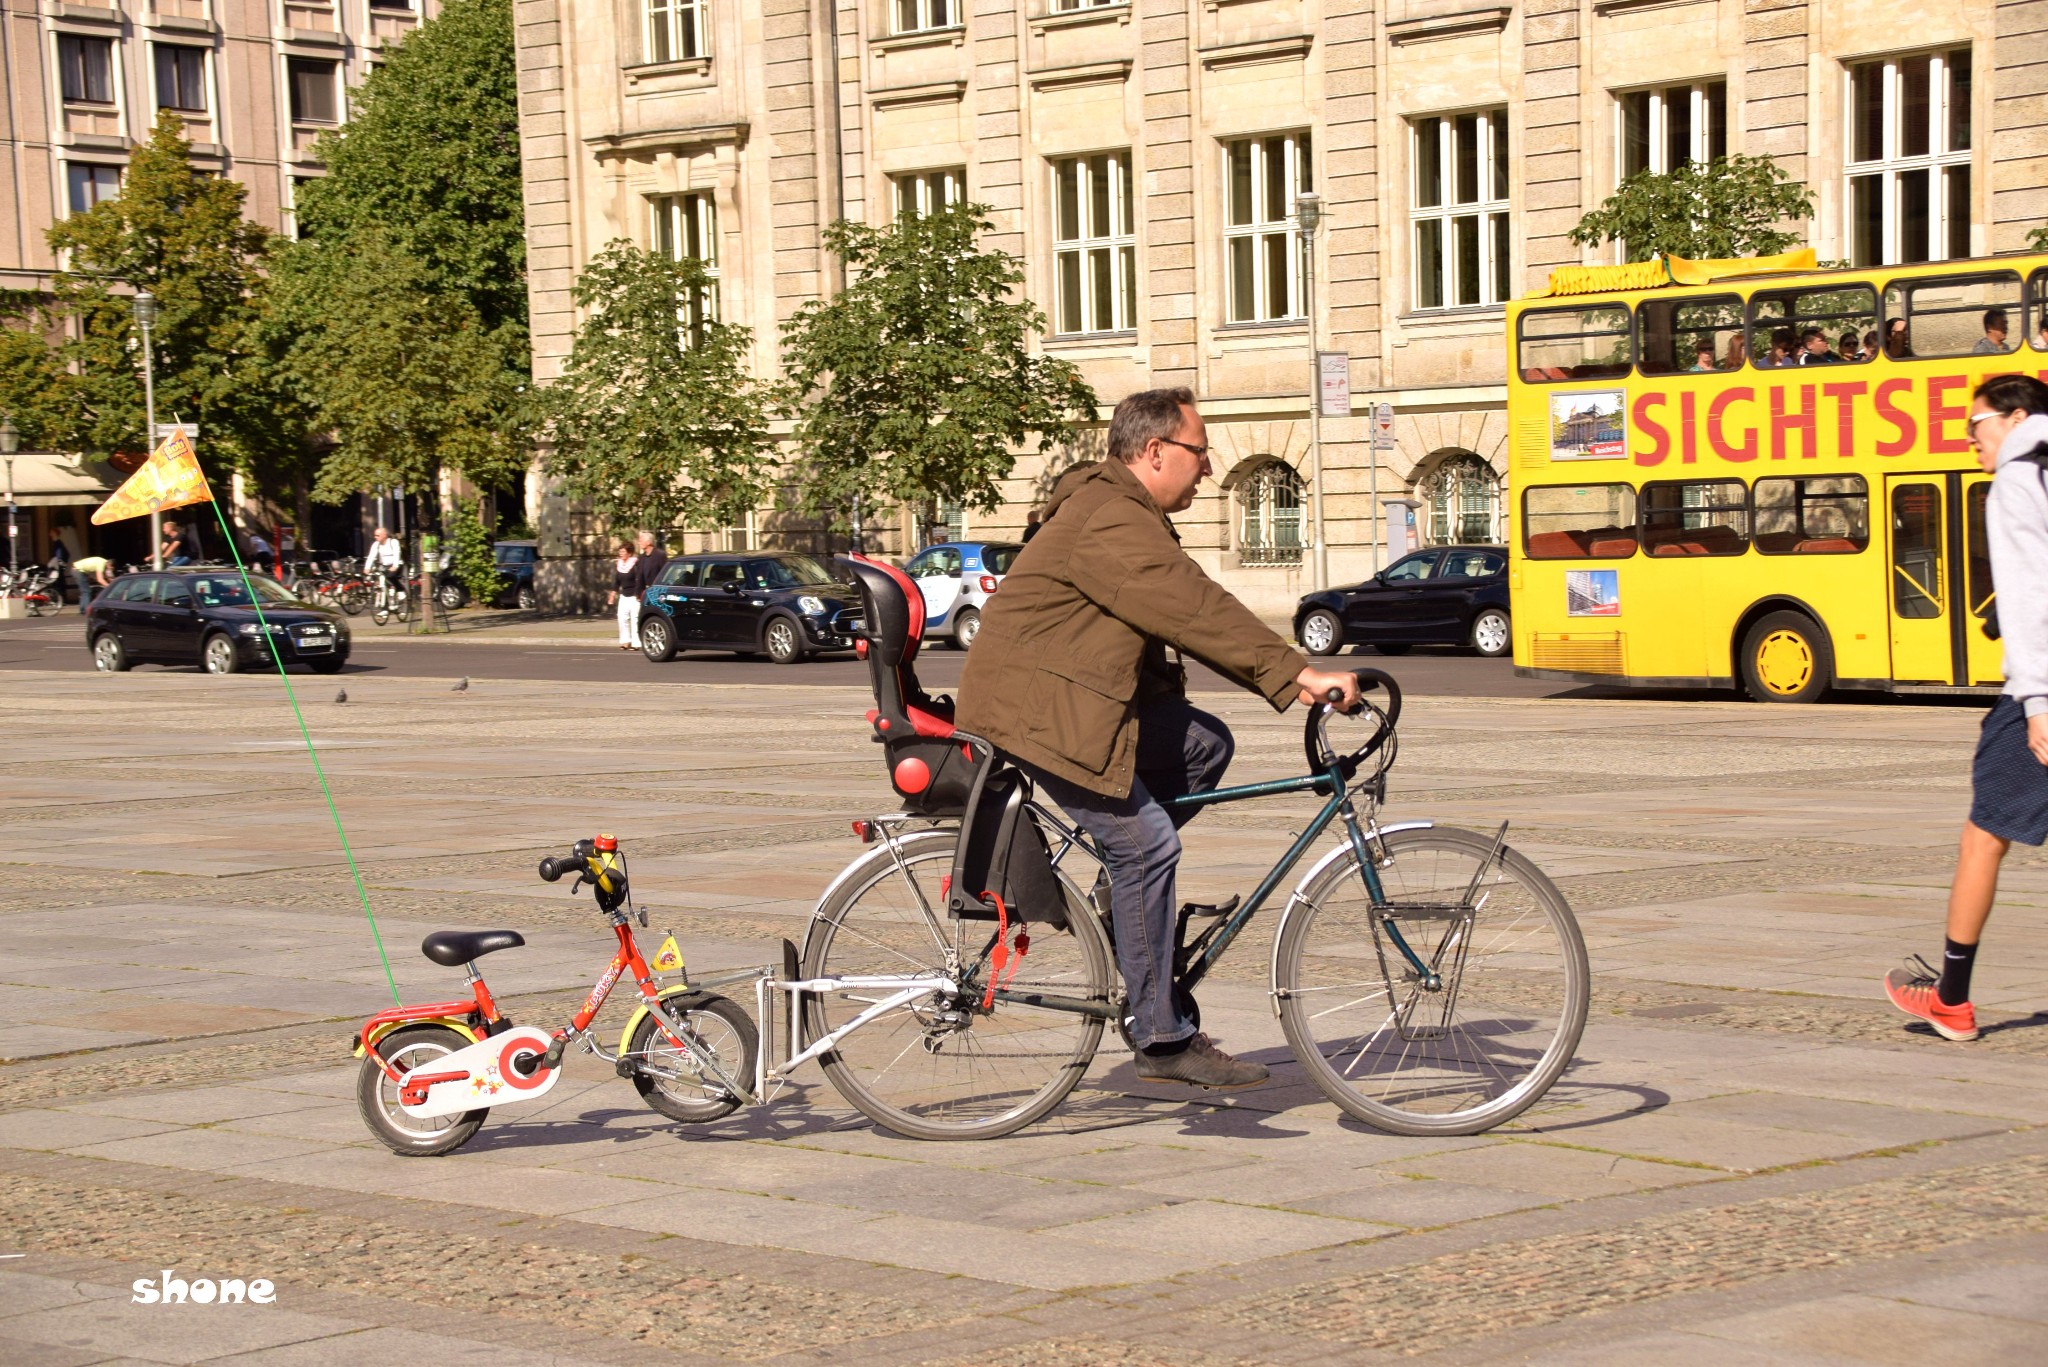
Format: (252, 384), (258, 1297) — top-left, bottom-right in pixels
(637, 553), (858, 665)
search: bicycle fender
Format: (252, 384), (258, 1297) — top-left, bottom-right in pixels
(615, 987), (717, 1058)
(354, 1016), (478, 1060)
(399, 1025), (557, 1119)
(1266, 820), (1435, 1016)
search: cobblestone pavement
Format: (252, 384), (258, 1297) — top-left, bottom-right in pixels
(0, 670), (2044, 1364)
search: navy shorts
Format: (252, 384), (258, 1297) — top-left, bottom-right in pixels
(1970, 696), (2048, 846)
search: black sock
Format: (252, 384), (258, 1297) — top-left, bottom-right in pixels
(1141, 1036), (1191, 1057)
(1938, 938), (1978, 1006)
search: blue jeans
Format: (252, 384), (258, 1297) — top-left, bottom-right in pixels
(75, 569), (96, 612)
(1017, 696), (1234, 1050)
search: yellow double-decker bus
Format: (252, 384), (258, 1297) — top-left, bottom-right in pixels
(1506, 249), (2036, 703)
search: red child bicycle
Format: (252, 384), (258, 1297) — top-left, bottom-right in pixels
(353, 835), (759, 1156)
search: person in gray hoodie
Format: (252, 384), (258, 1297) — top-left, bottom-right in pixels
(1886, 372), (2048, 1042)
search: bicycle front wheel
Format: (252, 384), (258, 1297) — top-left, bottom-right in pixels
(1276, 826), (1588, 1136)
(801, 828), (1113, 1140)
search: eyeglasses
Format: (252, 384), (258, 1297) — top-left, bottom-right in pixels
(1159, 438), (1210, 459)
(1968, 410), (2004, 428)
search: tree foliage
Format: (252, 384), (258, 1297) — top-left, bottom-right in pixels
(0, 300), (80, 451)
(540, 241), (774, 534)
(45, 110), (283, 467)
(293, 0), (526, 338)
(779, 202), (1097, 527)
(1568, 155), (1818, 262)
(449, 496), (504, 602)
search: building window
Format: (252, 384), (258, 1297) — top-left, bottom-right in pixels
(1053, 152), (1135, 336)
(1618, 81), (1727, 180)
(1422, 456), (1501, 546)
(1846, 48), (1972, 267)
(1224, 133), (1311, 324)
(1052, 0), (1120, 9)
(1238, 461), (1305, 566)
(154, 44), (207, 114)
(652, 191), (720, 340)
(287, 57), (339, 124)
(895, 0), (956, 34)
(66, 162), (121, 215)
(57, 35), (115, 105)
(644, 0), (706, 64)
(288, 176), (319, 239)
(1411, 109), (1509, 311)
(369, 0), (415, 9)
(893, 168), (963, 219)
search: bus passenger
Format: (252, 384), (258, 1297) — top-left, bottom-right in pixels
(1722, 333), (1747, 369)
(1761, 328), (1797, 367)
(1864, 329), (1881, 359)
(1688, 338), (1717, 372)
(1797, 327), (1838, 364)
(1886, 317), (1912, 358)
(1839, 330), (1866, 362)
(1974, 307), (2012, 354)
(1885, 373), (2048, 1043)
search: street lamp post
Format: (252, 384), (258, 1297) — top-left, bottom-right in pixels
(133, 291), (160, 569)
(1295, 191), (1329, 592)
(2, 417), (19, 581)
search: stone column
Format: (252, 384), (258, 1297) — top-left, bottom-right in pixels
(1140, 0), (1196, 387)
(764, 0), (826, 326)
(1743, 0), (1810, 182)
(1521, 0), (1584, 293)
(1322, 1), (1379, 574)
(1992, 0), (2048, 253)
(974, 1), (1025, 257)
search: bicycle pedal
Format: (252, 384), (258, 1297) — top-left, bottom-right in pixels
(1178, 895), (1240, 920)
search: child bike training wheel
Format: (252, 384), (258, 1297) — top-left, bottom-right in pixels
(801, 828), (1115, 1141)
(1274, 826), (1588, 1137)
(625, 991), (758, 1122)
(356, 1024), (491, 1157)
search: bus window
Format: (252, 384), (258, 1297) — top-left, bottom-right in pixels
(1517, 304), (1632, 381)
(1890, 482), (1945, 619)
(1641, 479), (1749, 556)
(1883, 271), (2022, 358)
(1750, 284), (1878, 368)
(2026, 268), (2048, 351)
(1966, 481), (1993, 621)
(1753, 475), (1870, 554)
(1522, 484), (1637, 559)
(1638, 294), (1745, 374)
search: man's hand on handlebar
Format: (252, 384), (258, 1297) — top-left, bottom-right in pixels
(1294, 665), (1362, 712)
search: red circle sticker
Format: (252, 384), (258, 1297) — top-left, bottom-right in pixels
(498, 1036), (551, 1091)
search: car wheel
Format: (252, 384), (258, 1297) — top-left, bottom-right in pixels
(1740, 610), (1832, 704)
(436, 583), (468, 611)
(202, 633), (241, 675)
(92, 632), (130, 673)
(1373, 644), (1413, 656)
(1470, 607), (1511, 658)
(1298, 609), (1343, 657)
(953, 607), (981, 650)
(764, 615), (805, 665)
(516, 584), (537, 611)
(640, 614), (678, 663)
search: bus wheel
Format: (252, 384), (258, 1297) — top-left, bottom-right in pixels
(1740, 611), (1832, 704)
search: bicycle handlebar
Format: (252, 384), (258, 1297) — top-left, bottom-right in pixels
(1303, 668), (1403, 782)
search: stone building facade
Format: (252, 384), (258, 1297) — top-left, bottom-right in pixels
(0, 0), (436, 294)
(514, 0), (2044, 619)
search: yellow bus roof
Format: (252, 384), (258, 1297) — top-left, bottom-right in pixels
(1535, 249), (1822, 298)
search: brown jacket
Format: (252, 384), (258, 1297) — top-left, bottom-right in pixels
(956, 458), (1308, 797)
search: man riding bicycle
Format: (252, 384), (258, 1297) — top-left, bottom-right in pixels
(957, 387), (1361, 1089)
(364, 527), (404, 608)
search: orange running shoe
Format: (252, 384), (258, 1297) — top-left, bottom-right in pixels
(1884, 955), (1980, 1042)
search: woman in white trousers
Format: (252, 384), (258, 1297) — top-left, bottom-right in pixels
(609, 543), (642, 649)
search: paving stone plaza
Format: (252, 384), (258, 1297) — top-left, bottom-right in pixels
(1, 668), (2045, 1364)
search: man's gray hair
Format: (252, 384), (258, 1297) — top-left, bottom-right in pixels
(1107, 387), (1197, 463)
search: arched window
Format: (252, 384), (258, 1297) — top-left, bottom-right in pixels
(1423, 455), (1501, 545)
(1238, 461), (1305, 566)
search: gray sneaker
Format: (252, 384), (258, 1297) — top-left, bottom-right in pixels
(1133, 1033), (1270, 1090)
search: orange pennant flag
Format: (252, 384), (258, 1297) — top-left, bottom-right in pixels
(92, 424), (213, 525)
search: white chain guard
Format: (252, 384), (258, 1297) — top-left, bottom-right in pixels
(397, 1025), (560, 1119)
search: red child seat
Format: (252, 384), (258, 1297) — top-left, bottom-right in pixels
(842, 554), (984, 814)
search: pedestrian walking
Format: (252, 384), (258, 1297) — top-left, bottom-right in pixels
(1885, 373), (2048, 1041)
(72, 553), (111, 613)
(634, 530), (669, 586)
(608, 541), (642, 650)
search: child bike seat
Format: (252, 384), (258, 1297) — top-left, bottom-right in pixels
(842, 554), (983, 814)
(421, 929), (526, 966)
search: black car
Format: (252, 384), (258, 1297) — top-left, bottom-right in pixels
(434, 540), (539, 611)
(638, 553), (858, 665)
(87, 568), (351, 675)
(1294, 546), (1512, 658)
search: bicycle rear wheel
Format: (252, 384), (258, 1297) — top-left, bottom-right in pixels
(801, 827), (1113, 1140)
(1275, 826), (1587, 1136)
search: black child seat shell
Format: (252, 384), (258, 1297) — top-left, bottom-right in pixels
(841, 555), (1065, 929)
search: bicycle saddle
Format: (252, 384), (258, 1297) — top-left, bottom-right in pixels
(421, 929), (526, 967)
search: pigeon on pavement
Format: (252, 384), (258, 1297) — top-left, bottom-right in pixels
(334, 688), (347, 704)
(451, 677), (469, 693)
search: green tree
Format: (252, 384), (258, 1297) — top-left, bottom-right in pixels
(293, 0), (525, 338)
(1568, 155), (1818, 262)
(449, 496), (504, 603)
(45, 110), (281, 468)
(779, 201), (1097, 529)
(540, 242), (773, 534)
(0, 298), (80, 452)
